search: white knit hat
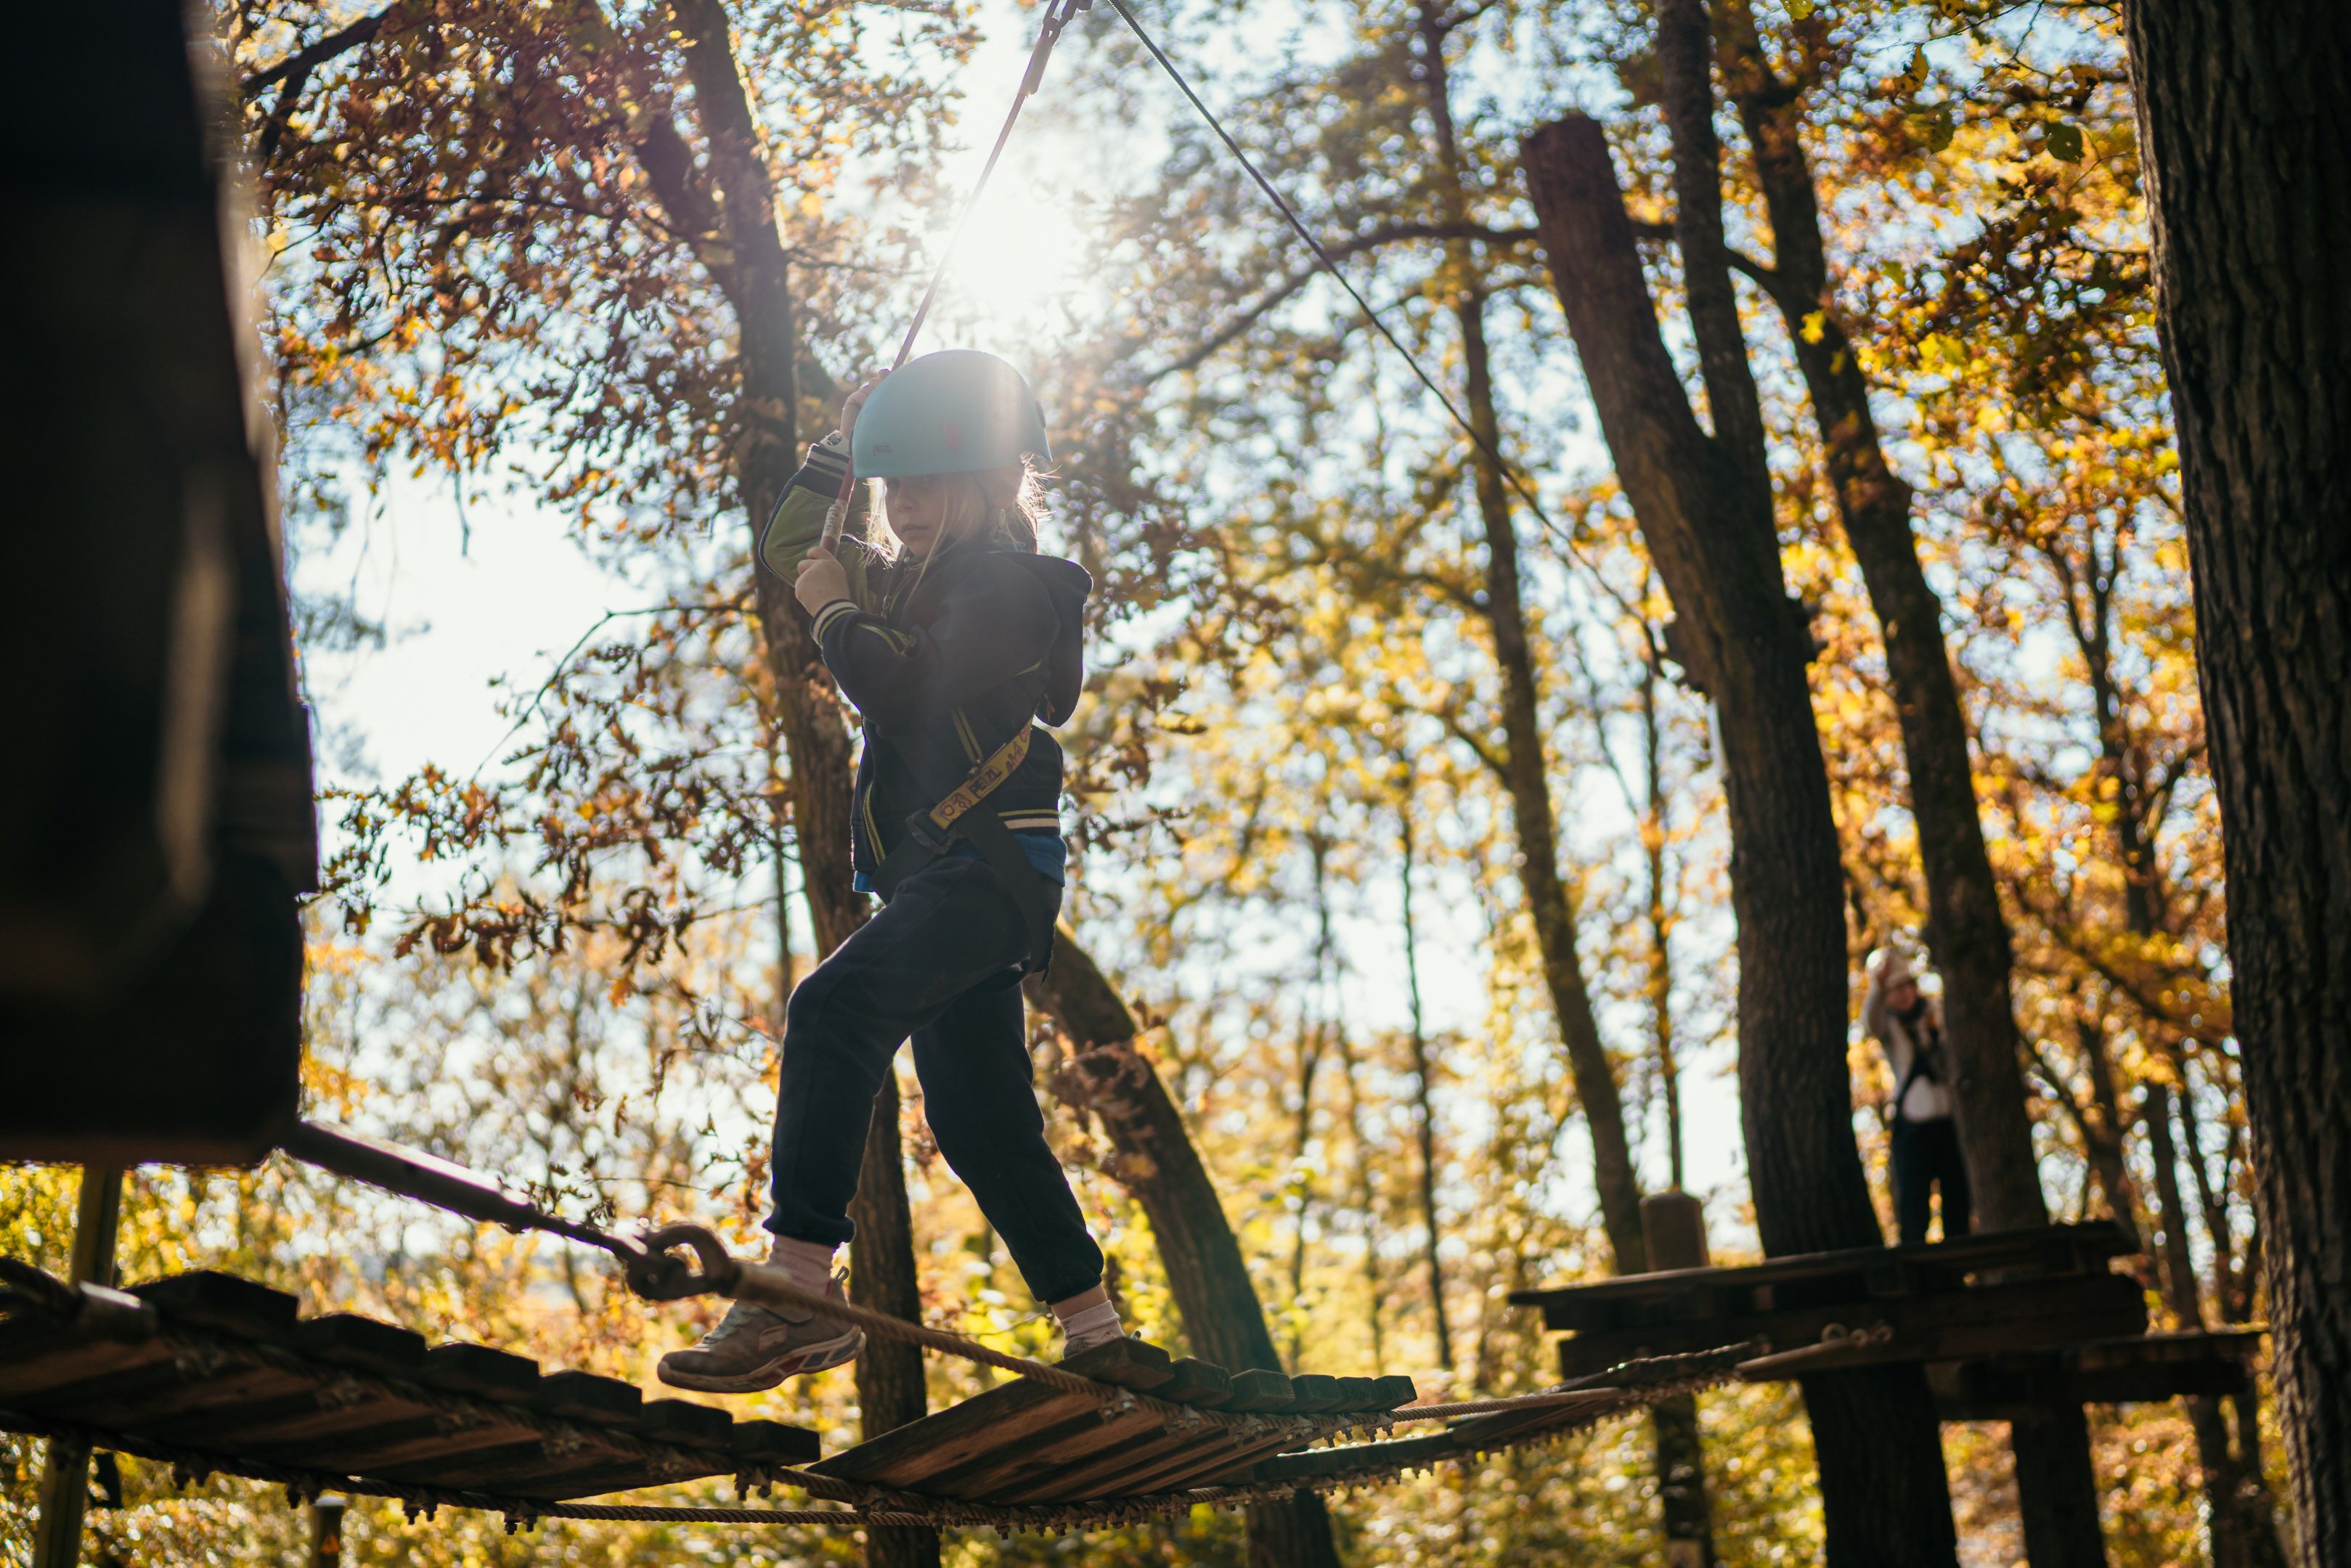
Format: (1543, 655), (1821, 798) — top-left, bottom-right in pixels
(1865, 945), (1917, 989)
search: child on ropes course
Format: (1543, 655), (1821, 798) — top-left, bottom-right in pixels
(659, 351), (1122, 1392)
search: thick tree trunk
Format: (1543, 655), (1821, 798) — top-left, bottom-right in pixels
(2122, 7), (2351, 1561)
(660, 10), (931, 1562)
(1524, 94), (1957, 1568)
(1714, 0), (2047, 1236)
(1027, 936), (1342, 1568)
(1419, 13), (1714, 1554)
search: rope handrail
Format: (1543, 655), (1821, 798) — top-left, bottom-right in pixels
(287, 1120), (1749, 1430)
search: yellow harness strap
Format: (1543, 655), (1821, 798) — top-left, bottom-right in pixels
(922, 726), (1032, 836)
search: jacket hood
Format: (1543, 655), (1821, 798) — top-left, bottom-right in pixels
(1008, 554), (1093, 725)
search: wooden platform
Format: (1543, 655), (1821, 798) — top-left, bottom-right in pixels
(1510, 1223), (2148, 1380)
(809, 1338), (1421, 1503)
(1926, 1329), (2265, 1420)
(0, 1267), (816, 1501)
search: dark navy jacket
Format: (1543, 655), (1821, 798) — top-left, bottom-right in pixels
(757, 433), (1090, 881)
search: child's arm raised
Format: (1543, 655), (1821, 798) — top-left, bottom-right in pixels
(758, 431), (867, 586)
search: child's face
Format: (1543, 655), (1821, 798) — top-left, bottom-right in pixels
(883, 474), (972, 558)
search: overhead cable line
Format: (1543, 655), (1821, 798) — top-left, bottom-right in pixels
(1098, 0), (1573, 549)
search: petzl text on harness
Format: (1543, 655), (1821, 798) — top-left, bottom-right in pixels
(870, 722), (1060, 973)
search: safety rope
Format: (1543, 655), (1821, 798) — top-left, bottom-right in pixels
(817, 0), (1094, 552)
(288, 1122), (1751, 1432)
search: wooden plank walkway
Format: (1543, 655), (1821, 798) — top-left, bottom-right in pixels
(7, 1257), (1756, 1524)
(0, 1267), (815, 1501)
(1509, 1222), (2149, 1379)
(807, 1339), (1420, 1503)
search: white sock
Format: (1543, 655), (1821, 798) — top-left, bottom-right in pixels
(1054, 1297), (1124, 1352)
(765, 1236), (837, 1296)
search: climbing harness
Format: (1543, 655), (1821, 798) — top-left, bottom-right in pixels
(814, 0), (1095, 554)
(868, 721), (1062, 971)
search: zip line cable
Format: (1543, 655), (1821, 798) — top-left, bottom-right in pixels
(814, 0), (1095, 552)
(1097, 0), (1570, 546)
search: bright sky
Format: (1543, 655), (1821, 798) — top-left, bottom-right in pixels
(291, 0), (1762, 1266)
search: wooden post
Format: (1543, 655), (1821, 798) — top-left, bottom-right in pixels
(309, 1495), (348, 1568)
(31, 1166), (125, 1568)
(1643, 1191), (1718, 1568)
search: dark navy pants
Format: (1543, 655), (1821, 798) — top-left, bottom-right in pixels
(1891, 1115), (1972, 1246)
(767, 856), (1103, 1305)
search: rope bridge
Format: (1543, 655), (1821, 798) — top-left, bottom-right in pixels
(0, 1122), (1758, 1534)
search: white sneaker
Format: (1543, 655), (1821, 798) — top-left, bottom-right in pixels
(656, 1277), (863, 1394)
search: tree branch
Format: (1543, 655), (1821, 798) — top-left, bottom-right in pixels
(1141, 221), (1536, 381)
(241, 6), (399, 98)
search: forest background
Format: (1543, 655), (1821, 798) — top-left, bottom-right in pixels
(0, 0), (2275, 1564)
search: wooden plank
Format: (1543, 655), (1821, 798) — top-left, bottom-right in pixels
(502, 1448), (731, 1500)
(1040, 1418), (1259, 1501)
(1252, 1427), (1471, 1485)
(447, 1423), (704, 1496)
(811, 1338), (1173, 1491)
(1219, 1369), (1294, 1411)
(0, 1325), (178, 1404)
(180, 1386), (444, 1453)
(129, 1273), (301, 1341)
(1558, 1272), (2146, 1378)
(293, 1315), (425, 1377)
(919, 1399), (1170, 1500)
(1095, 1409), (1327, 1498)
(423, 1343), (542, 1402)
(1512, 1222), (2135, 1330)
(1064, 1337), (1176, 1392)
(1285, 1373), (1343, 1413)
(999, 1360), (1397, 1500)
(304, 1412), (548, 1479)
(1159, 1358), (1231, 1407)
(996, 1410), (1221, 1503)
(41, 1360), (317, 1435)
(1011, 1364), (1310, 1500)
(1145, 1421), (1332, 1495)
(2073, 1328), (2265, 1373)
(809, 1379), (1085, 1487)
(533, 1371), (642, 1426)
(728, 1418), (821, 1467)
(1255, 1394), (1633, 1490)
(632, 1398), (732, 1447)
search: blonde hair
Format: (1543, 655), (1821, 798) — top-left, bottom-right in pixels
(867, 461), (1050, 560)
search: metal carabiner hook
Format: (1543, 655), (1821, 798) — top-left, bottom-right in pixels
(621, 1222), (744, 1302)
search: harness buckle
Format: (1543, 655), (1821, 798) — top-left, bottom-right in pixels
(902, 810), (956, 856)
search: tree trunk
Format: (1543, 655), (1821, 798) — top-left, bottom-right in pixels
(2147, 1083), (2288, 1568)
(1027, 936), (1343, 1568)
(1398, 809), (1454, 1371)
(660, 9), (931, 1561)
(1712, 0), (2047, 1240)
(2122, 7), (2351, 1561)
(1412, 4), (1647, 1274)
(1523, 86), (1957, 1568)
